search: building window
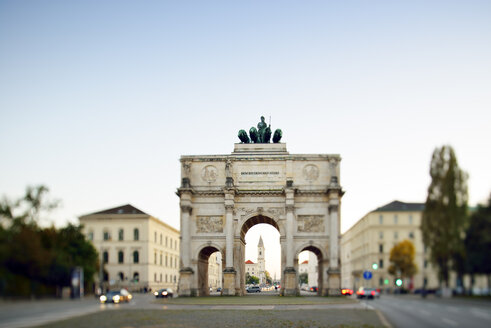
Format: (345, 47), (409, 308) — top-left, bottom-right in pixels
(154, 232), (157, 243)
(165, 255), (168, 267)
(103, 230), (110, 241)
(174, 275), (176, 283)
(134, 228), (139, 241)
(379, 244), (384, 253)
(166, 236), (168, 247)
(154, 273), (157, 282)
(394, 231), (398, 239)
(118, 272), (124, 281)
(379, 231), (383, 239)
(424, 259), (428, 268)
(88, 230), (94, 241)
(409, 215), (413, 225)
(409, 231), (414, 239)
(175, 240), (177, 249)
(175, 258), (177, 268)
(165, 274), (168, 283)
(103, 251), (109, 263)
(160, 234), (162, 245)
(170, 238), (173, 249)
(160, 254), (162, 266)
(118, 251), (124, 263)
(379, 277), (383, 286)
(154, 252), (157, 264)
(379, 215), (383, 224)
(118, 229), (124, 241)
(160, 273), (162, 282)
(379, 259), (384, 268)
(133, 272), (139, 282)
(394, 215), (398, 224)
(133, 250), (139, 263)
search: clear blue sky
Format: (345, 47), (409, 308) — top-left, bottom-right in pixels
(1, 1), (490, 279)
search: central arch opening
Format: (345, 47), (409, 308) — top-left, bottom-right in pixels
(297, 246), (324, 296)
(241, 215), (282, 295)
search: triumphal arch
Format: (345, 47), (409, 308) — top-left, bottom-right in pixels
(177, 119), (343, 296)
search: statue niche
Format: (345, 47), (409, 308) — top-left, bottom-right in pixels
(237, 116), (282, 144)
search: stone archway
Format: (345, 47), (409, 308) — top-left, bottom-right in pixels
(296, 244), (328, 296)
(177, 142), (343, 296)
(196, 245), (222, 296)
(238, 215), (282, 295)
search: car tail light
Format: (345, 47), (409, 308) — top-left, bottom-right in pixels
(371, 291), (376, 296)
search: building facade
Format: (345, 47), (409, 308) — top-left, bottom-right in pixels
(341, 201), (435, 291)
(208, 252), (222, 291)
(79, 204), (180, 292)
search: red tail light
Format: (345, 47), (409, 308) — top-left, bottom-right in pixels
(371, 291), (376, 296)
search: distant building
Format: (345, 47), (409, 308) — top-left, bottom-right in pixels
(245, 236), (266, 284)
(79, 204), (180, 292)
(208, 252), (222, 291)
(298, 252), (318, 288)
(341, 200), (488, 293)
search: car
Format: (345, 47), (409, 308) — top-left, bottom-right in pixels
(154, 288), (174, 298)
(216, 287), (222, 292)
(100, 289), (132, 304)
(247, 286), (261, 293)
(310, 286), (318, 292)
(356, 287), (379, 299)
(341, 288), (353, 296)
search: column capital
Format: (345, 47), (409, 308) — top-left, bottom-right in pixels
(286, 204), (295, 212)
(225, 204), (234, 211)
(181, 205), (192, 214)
(328, 204), (338, 213)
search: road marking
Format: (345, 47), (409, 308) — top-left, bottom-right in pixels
(419, 309), (430, 316)
(441, 317), (458, 326)
(471, 308), (491, 319)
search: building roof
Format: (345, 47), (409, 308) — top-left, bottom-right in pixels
(258, 236), (264, 247)
(87, 204), (148, 216)
(301, 260), (308, 265)
(372, 200), (425, 212)
(245, 260), (254, 264)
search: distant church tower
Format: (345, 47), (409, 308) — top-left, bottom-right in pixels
(257, 236), (266, 284)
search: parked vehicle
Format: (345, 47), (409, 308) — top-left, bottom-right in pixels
(247, 286), (261, 293)
(310, 286), (318, 292)
(154, 288), (174, 298)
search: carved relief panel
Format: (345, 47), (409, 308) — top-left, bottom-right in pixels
(297, 215), (325, 232)
(196, 216), (224, 233)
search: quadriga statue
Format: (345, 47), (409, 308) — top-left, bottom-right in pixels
(237, 116), (283, 144)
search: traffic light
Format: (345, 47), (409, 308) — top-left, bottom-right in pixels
(395, 278), (403, 287)
(372, 263), (378, 270)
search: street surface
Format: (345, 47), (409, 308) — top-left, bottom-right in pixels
(367, 294), (491, 328)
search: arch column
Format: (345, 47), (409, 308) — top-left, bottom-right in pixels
(178, 200), (195, 296)
(223, 190), (236, 295)
(283, 187), (298, 295)
(327, 198), (341, 295)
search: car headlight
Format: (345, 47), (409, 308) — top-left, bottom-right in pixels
(112, 295), (120, 303)
(163, 291), (168, 295)
(128, 294), (132, 300)
(154, 292), (158, 296)
(100, 295), (107, 302)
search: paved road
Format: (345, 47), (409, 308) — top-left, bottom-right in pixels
(0, 293), (370, 328)
(367, 295), (491, 328)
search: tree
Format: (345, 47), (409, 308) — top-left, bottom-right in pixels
(265, 270), (273, 285)
(299, 272), (308, 285)
(421, 145), (468, 287)
(388, 240), (418, 284)
(465, 194), (491, 294)
(246, 273), (259, 285)
(0, 185), (98, 297)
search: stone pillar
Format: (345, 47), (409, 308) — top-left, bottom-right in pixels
(283, 187), (298, 295)
(328, 199), (341, 295)
(180, 204), (192, 269)
(223, 191), (236, 295)
(178, 200), (195, 296)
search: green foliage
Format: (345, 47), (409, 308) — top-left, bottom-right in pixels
(421, 145), (468, 287)
(299, 272), (308, 285)
(265, 270), (273, 285)
(0, 185), (98, 297)
(465, 195), (491, 276)
(388, 240), (418, 280)
(246, 274), (259, 285)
